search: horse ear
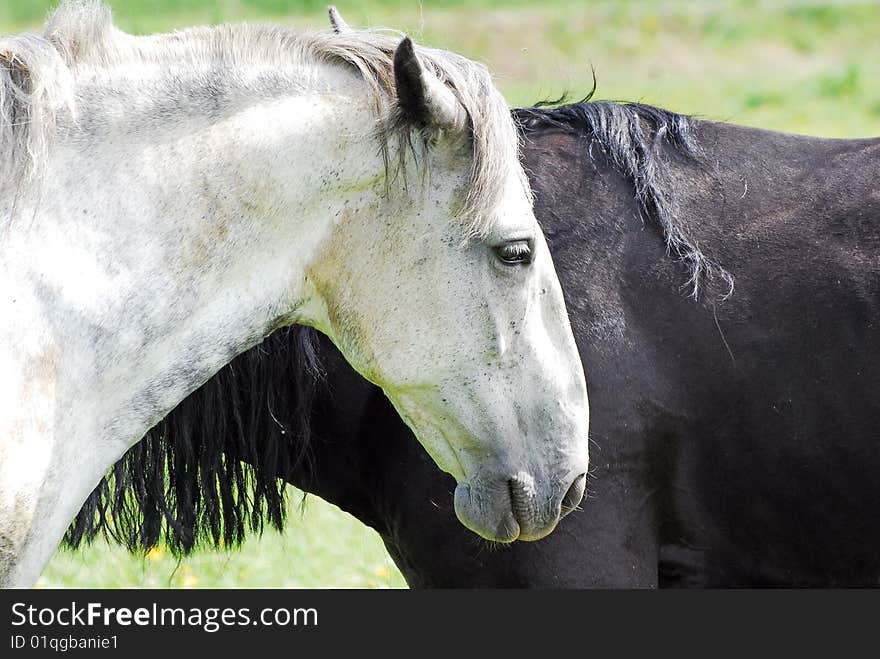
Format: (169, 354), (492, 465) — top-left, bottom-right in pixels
(393, 37), (467, 131)
(327, 6), (351, 34)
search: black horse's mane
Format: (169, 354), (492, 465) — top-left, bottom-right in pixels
(66, 98), (712, 555)
(515, 99), (731, 298)
(64, 326), (323, 554)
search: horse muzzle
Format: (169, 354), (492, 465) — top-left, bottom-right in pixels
(453, 469), (587, 542)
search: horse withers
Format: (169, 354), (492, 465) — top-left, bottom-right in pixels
(0, 2), (588, 587)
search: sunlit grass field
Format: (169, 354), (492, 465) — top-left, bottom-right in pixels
(39, 491), (407, 588)
(4, 0), (876, 587)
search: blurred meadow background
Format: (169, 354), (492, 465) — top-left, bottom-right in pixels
(4, 0), (876, 587)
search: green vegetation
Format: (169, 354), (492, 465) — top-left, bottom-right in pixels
(3, 1), (878, 136)
(7, 0), (875, 587)
(39, 491), (407, 588)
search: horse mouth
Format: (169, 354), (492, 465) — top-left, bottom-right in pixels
(452, 478), (567, 543)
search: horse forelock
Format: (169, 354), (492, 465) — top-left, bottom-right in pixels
(5, 0), (519, 239)
(515, 100), (734, 299)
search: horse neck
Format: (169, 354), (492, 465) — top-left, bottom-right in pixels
(8, 62), (382, 434)
(549, 114), (880, 303)
(657, 119), (880, 272)
(0, 61), (387, 585)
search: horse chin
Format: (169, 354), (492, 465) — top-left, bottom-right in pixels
(453, 481), (560, 543)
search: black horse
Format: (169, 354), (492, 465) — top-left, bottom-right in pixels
(69, 99), (880, 587)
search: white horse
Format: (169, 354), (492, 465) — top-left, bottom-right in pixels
(0, 1), (589, 587)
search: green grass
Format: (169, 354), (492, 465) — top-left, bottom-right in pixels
(8, 0), (877, 587)
(4, 1), (878, 136)
(39, 489), (407, 588)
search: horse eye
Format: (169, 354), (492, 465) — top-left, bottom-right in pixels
(494, 240), (533, 266)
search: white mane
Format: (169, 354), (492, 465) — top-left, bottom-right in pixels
(0, 0), (524, 235)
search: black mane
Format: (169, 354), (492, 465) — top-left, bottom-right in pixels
(515, 100), (731, 298)
(65, 326), (323, 554)
(67, 99), (713, 555)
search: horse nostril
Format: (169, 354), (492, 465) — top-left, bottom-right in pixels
(561, 472), (587, 515)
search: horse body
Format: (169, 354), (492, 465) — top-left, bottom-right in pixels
(0, 3), (590, 587)
(648, 122), (880, 585)
(100, 100), (880, 587)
